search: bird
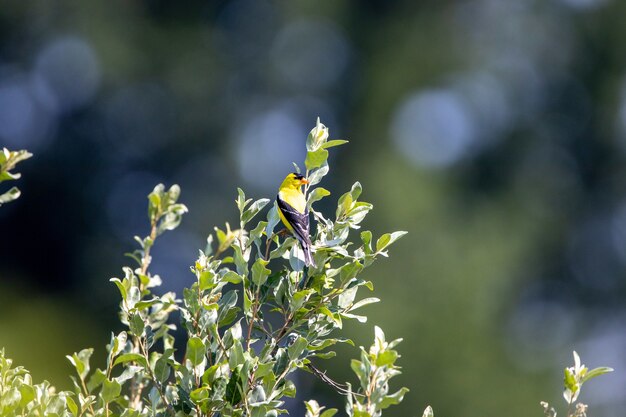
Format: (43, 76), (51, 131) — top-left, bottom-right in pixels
(276, 172), (315, 267)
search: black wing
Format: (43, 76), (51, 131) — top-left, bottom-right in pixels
(276, 195), (311, 246)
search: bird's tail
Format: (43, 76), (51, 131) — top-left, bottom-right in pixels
(302, 242), (315, 267)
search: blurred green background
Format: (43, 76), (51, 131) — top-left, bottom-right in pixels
(2, 1), (626, 416)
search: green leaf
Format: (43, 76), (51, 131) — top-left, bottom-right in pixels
(0, 170), (19, 181)
(305, 148), (329, 170)
(225, 367), (243, 405)
(186, 337), (206, 366)
(218, 290), (239, 324)
(266, 203), (281, 237)
(349, 182), (362, 201)
(18, 384), (35, 408)
(336, 192), (353, 219)
(305, 399), (321, 417)
(307, 162), (329, 186)
(340, 312), (367, 323)
(113, 353), (148, 367)
(288, 336), (308, 360)
(564, 367), (578, 392)
(307, 187), (331, 210)
(248, 385), (267, 406)
(321, 140), (349, 149)
(135, 297), (159, 311)
(199, 270), (216, 291)
(0, 187), (21, 205)
(312, 351), (336, 359)
(101, 379), (122, 403)
(378, 387), (410, 410)
(154, 356), (171, 383)
(242, 198), (270, 224)
(111, 331), (127, 357)
(320, 409), (339, 417)
(308, 338), (353, 351)
(67, 348), (94, 379)
(222, 271), (243, 284)
(130, 313), (145, 336)
(229, 340), (245, 369)
(1, 388), (21, 411)
(337, 286), (358, 309)
(339, 261), (363, 284)
(65, 395), (79, 415)
(282, 379), (297, 398)
(375, 350), (398, 367)
(581, 366), (614, 383)
(252, 258), (271, 287)
(87, 368), (107, 391)
(273, 349), (289, 376)
(114, 365), (141, 384)
(350, 359), (368, 391)
(190, 386), (209, 404)
(236, 188), (251, 213)
(349, 297), (380, 312)
(233, 245), (249, 275)
(361, 230), (373, 252)
(376, 231), (408, 253)
(306, 117), (329, 151)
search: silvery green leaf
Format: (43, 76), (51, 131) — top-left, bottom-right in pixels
(349, 297), (380, 312)
(0, 187), (20, 206)
(378, 387), (410, 410)
(186, 337), (205, 366)
(288, 336), (308, 360)
(307, 162), (329, 186)
(375, 231), (408, 253)
(321, 139), (348, 149)
(289, 244), (305, 272)
(305, 148), (329, 170)
(306, 117), (329, 151)
(581, 366), (614, 383)
(249, 258), (270, 288)
(307, 187), (331, 210)
(242, 198), (270, 224)
(115, 365), (142, 384)
(266, 203), (281, 237)
(101, 379), (121, 403)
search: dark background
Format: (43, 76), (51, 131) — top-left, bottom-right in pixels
(2, 1), (626, 416)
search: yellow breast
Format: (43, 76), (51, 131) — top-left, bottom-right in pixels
(278, 188), (306, 213)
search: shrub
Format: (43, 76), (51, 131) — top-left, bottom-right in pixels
(0, 120), (410, 417)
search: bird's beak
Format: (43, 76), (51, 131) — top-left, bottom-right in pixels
(300, 178), (309, 185)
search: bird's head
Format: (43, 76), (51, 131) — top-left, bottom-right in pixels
(280, 172), (309, 190)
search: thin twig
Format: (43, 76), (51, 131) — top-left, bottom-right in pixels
(306, 363), (366, 397)
(139, 340), (176, 417)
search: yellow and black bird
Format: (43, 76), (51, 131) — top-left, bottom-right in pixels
(277, 172), (315, 267)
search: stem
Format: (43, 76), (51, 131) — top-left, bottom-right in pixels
(246, 284), (262, 351)
(129, 218), (158, 409)
(274, 312), (295, 345)
(139, 339), (176, 417)
(214, 330), (230, 361)
(79, 376), (97, 416)
(264, 233), (274, 261)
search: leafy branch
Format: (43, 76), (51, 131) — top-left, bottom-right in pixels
(540, 351), (613, 417)
(0, 147), (32, 206)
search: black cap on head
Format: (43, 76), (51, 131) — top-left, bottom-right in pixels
(292, 172), (305, 180)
